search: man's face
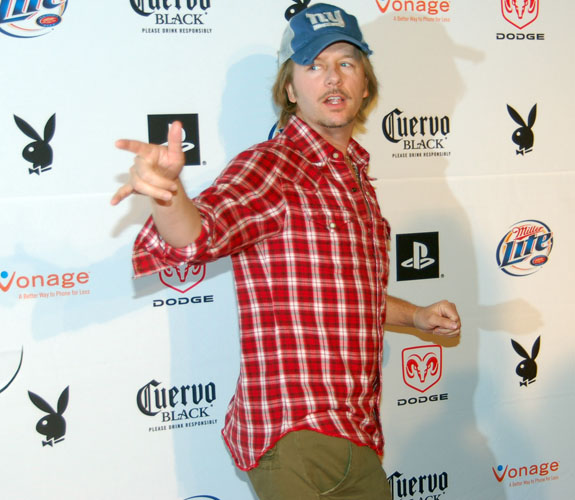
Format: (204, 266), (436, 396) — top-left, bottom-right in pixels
(286, 42), (369, 141)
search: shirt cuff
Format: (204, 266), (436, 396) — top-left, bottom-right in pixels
(132, 215), (210, 278)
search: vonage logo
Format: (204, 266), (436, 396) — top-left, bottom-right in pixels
(492, 459), (559, 487)
(0, 0), (68, 38)
(1, 268), (91, 299)
(375, 0), (451, 22)
(496, 220), (552, 276)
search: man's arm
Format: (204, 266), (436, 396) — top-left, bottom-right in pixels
(110, 121), (202, 248)
(386, 296), (461, 338)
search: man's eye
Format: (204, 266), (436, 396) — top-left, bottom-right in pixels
(310, 65), (320, 71)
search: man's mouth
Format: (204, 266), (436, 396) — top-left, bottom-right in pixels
(324, 94), (345, 105)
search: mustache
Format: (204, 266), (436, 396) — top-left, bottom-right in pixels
(320, 90), (351, 101)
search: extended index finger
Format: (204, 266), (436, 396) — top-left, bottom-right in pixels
(115, 138), (156, 156)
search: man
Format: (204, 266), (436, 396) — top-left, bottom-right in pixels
(111, 4), (460, 499)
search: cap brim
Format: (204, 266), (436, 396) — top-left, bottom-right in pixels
(290, 33), (371, 66)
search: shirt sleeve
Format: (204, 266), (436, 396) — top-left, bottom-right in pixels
(131, 146), (286, 278)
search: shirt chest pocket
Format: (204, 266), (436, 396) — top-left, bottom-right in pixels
(302, 205), (357, 235)
(297, 205), (365, 275)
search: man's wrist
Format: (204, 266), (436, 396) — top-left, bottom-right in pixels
(412, 306), (421, 330)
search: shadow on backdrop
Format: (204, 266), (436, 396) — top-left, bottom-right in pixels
(362, 13), (521, 500)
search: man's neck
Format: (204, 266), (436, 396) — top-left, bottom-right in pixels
(297, 115), (354, 154)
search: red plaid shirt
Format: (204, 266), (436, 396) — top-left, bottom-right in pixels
(133, 116), (390, 471)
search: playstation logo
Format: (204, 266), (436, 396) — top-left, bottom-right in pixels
(396, 232), (440, 281)
(148, 113), (201, 166)
(402, 241), (435, 270)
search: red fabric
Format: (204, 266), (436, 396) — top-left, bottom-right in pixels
(133, 116), (390, 470)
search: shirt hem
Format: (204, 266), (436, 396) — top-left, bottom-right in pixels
(222, 426), (383, 472)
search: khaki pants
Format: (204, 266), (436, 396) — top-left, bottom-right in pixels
(247, 430), (392, 500)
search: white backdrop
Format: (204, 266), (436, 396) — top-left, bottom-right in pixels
(1, 1), (573, 499)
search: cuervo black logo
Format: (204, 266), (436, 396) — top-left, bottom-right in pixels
(137, 379), (216, 416)
(382, 108), (450, 151)
(388, 470), (448, 499)
(130, 0), (211, 16)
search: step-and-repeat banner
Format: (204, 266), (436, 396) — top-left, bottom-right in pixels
(1, 1), (573, 499)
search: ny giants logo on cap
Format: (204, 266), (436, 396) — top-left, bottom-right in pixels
(305, 9), (345, 30)
(402, 345), (442, 393)
(501, 0), (539, 30)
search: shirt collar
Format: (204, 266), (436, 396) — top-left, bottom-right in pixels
(281, 115), (370, 170)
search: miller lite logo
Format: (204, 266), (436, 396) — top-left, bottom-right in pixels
(496, 220), (553, 276)
(501, 0), (539, 30)
(159, 264), (206, 293)
(402, 345), (442, 393)
(0, 0), (68, 38)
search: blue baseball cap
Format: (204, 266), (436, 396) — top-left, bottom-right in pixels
(278, 3), (372, 66)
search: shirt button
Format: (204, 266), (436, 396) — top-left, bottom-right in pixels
(329, 222), (337, 230)
(351, 187), (358, 193)
(332, 152), (340, 159)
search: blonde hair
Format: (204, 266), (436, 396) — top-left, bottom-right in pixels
(271, 50), (379, 131)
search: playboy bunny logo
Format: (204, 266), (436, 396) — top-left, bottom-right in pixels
(511, 336), (540, 387)
(507, 104), (536, 155)
(28, 386), (69, 446)
(285, 0), (311, 20)
(14, 114), (56, 175)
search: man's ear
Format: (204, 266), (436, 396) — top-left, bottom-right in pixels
(286, 82), (297, 104)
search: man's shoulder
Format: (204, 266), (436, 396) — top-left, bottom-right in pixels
(242, 131), (295, 155)
(234, 133), (303, 168)
(231, 133), (322, 187)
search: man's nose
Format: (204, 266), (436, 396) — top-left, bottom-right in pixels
(325, 65), (342, 86)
